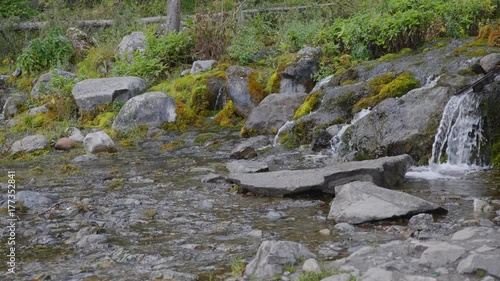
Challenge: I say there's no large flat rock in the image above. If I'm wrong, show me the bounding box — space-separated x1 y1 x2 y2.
328 181 446 224
228 154 412 197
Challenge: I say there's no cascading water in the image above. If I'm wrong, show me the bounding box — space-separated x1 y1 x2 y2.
330 108 372 157
273 120 296 146
429 89 483 169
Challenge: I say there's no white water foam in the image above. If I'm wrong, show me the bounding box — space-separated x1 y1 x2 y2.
273 120 296 147
330 108 372 157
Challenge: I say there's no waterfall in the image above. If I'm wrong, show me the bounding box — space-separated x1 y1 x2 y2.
273 120 296 146
330 108 372 157
429 89 483 169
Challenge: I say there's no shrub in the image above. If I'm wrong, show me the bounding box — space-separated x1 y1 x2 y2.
193 12 231 60
16 27 74 74
77 46 115 79
228 17 268 64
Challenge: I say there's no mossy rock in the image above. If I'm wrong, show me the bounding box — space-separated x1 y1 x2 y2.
214 100 242 127
293 91 323 120
353 71 419 113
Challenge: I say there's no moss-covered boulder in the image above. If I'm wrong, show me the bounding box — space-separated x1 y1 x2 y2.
226 66 265 118
279 47 321 93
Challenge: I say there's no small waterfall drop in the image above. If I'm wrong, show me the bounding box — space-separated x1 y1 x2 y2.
273 120 296 147
330 108 372 157
429 89 483 169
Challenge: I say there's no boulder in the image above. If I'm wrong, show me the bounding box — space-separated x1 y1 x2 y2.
480 53 500 73
226 66 258 117
302 258 321 273
65 127 85 143
418 243 466 267
457 254 500 278
31 69 76 99
66 27 96 60
112 92 176 132
83 131 116 154
116 31 146 57
11 135 48 154
242 92 307 136
280 47 321 93
226 160 269 173
245 240 315 279
72 77 147 113
345 84 454 163
54 137 75 150
2 91 28 119
190 60 217 75
228 154 412 197
327 181 446 224
15 191 59 209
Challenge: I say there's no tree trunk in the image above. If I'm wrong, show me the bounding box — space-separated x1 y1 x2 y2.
165 0 181 34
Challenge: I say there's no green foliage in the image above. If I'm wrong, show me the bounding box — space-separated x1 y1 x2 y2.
16 27 74 74
0 0 37 19
77 46 115 79
354 71 419 112
228 17 268 64
279 19 324 52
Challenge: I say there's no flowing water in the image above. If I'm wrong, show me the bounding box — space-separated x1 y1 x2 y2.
329 108 372 158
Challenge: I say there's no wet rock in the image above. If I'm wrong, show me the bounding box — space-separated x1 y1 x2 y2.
280 47 321 93
31 69 76 99
190 60 217 75
11 135 48 154
480 53 500 72
474 199 494 212
334 223 356 233
150 270 198 281
27 105 49 115
312 129 334 152
418 242 466 267
242 92 307 136
112 92 176 132
457 254 500 278
328 181 446 224
451 227 485 241
83 131 116 154
72 154 98 163
76 234 107 248
228 154 413 197
245 240 315 279
15 191 59 209
54 137 75 150
72 77 147 113
226 66 257 117
302 258 321 273
230 136 270 159
117 31 146 57
361 268 436 281
266 210 284 220
226 160 269 173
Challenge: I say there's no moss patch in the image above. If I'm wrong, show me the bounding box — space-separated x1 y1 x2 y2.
353 71 419 113
214 100 242 127
294 92 323 120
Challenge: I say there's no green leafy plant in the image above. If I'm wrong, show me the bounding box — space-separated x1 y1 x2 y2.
16 27 74 74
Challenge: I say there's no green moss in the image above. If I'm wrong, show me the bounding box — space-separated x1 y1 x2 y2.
280 120 315 148
465 49 487 57
194 133 218 146
248 71 265 105
86 112 117 128
265 72 281 94
60 164 80 175
354 71 419 112
378 48 412 62
240 127 258 138
118 139 137 149
294 92 323 120
160 101 201 131
214 100 242 127
457 68 476 76
368 72 394 95
107 179 124 190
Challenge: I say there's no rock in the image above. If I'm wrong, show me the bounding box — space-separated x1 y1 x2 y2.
198 199 214 210
72 154 98 163
54 137 75 150
226 66 259 117
190 60 217 75
72 77 147 113
328 181 446 224
451 227 484 241
11 135 48 154
280 47 321 93
112 92 176 131
15 191 59 209
150 270 198 281
418 243 466 267
117 31 146 57
226 160 269 173
334 223 356 233
457 254 500 278
27 105 49 115
408 213 433 232
230 136 270 159
3 91 28 119
247 230 263 238
494 217 500 226
474 199 494 212
321 274 355 281
66 27 96 60
361 268 436 281
347 84 453 162
228 154 413 197
302 258 321 273
31 69 76 99
66 127 85 143
312 129 334 152
83 131 116 154
76 234 107 248
266 210 283 220
480 53 500 73
319 229 332 236
242 92 307 136
245 240 315 279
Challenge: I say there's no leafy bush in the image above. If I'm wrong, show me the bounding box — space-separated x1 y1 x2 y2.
16 27 74 74
0 0 37 19
228 17 268 64
278 19 324 52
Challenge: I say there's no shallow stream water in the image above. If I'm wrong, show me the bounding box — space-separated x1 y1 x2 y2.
1 132 499 280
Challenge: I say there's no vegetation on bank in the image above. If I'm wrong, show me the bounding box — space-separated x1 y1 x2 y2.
0 0 499 163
